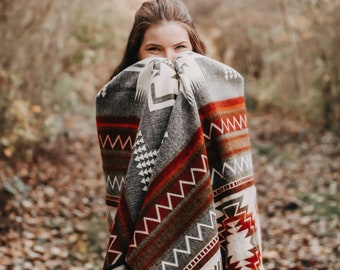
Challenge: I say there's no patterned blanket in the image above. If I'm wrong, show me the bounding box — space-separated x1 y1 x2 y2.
96 52 263 270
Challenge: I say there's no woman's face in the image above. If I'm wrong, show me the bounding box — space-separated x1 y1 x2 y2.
139 21 193 61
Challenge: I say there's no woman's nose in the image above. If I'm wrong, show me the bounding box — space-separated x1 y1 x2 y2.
165 49 176 61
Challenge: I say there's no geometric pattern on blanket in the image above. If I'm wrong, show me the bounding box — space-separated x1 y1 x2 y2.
96 52 264 270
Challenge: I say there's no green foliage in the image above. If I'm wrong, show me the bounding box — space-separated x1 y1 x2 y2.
0 71 35 157
73 50 85 65
73 23 112 50
300 192 339 221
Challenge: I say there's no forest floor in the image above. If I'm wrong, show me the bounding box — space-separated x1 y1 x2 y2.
0 111 339 270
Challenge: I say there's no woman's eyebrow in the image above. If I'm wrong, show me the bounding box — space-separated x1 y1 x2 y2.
173 41 190 46
176 41 189 44
144 43 161 47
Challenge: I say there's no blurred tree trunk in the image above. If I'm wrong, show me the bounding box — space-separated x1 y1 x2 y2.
279 0 306 97
308 1 340 133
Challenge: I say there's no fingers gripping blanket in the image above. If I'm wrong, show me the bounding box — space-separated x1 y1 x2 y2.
96 52 263 270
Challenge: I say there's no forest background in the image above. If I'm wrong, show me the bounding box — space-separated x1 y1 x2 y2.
0 0 339 269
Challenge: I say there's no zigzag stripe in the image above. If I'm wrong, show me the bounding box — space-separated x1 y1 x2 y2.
203 113 248 140
106 175 125 191
211 153 253 184
222 154 252 175
99 134 134 150
161 211 216 269
107 234 122 265
129 155 210 248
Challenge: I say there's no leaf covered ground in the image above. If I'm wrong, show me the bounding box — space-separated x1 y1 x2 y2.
0 112 339 269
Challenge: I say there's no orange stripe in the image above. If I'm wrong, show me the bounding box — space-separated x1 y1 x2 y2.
199 96 245 115
200 103 245 121
223 146 251 157
219 133 250 153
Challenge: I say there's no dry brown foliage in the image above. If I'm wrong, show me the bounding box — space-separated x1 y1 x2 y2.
0 0 339 269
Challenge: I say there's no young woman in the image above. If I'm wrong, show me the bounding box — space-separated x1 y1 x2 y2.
96 0 264 269
110 0 206 79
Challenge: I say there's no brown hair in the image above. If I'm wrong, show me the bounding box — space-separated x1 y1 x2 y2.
110 0 206 79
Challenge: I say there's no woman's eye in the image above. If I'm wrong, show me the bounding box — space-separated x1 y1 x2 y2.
176 45 186 50
148 47 160 51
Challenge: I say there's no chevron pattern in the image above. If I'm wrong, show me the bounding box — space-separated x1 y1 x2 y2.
129 154 210 248
107 234 122 265
203 112 248 140
98 134 134 150
210 153 253 181
133 130 159 191
161 210 216 269
136 58 179 111
106 175 125 192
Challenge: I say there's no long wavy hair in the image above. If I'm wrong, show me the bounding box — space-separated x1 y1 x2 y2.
109 0 206 79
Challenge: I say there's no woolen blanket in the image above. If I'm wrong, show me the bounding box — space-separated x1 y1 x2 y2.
96 52 263 270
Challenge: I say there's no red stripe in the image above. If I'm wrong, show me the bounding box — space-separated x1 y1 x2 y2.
199 96 245 115
214 175 255 201
115 190 134 241
96 115 139 123
96 116 140 129
105 194 120 207
97 122 139 129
